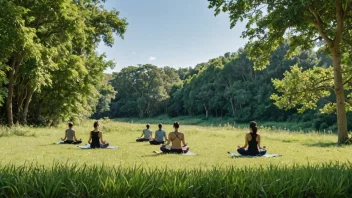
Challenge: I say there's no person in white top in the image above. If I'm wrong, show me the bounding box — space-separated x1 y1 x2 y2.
61 122 82 144
136 124 152 142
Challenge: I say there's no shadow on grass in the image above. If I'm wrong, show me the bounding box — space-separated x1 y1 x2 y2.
303 142 337 147
141 153 161 158
37 143 63 146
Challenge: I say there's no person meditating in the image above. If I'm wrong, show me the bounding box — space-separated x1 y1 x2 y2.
150 123 168 145
61 122 82 144
136 124 152 142
160 121 189 154
237 121 266 156
88 121 109 149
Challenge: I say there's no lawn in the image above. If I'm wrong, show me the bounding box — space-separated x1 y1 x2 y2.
0 119 351 197
0 119 350 169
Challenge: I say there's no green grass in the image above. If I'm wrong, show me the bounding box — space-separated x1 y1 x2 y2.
0 119 351 197
0 119 350 168
0 162 351 197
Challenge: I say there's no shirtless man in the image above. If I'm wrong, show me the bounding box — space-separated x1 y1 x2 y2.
160 121 189 154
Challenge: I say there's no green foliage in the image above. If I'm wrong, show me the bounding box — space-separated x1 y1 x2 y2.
271 65 334 113
207 0 352 142
0 0 127 125
110 64 180 117
100 45 342 131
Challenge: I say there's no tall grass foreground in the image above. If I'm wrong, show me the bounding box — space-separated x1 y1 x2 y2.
0 162 351 197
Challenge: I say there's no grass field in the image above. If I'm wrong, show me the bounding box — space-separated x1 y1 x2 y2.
0 119 351 197
0 119 350 169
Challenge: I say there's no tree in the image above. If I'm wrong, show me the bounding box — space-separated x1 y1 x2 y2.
0 0 127 125
110 65 170 118
208 0 352 143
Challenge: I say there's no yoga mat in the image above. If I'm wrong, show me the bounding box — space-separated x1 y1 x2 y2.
228 152 282 158
78 144 118 149
153 151 197 156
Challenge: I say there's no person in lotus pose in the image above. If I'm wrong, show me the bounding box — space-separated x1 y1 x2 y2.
61 122 82 144
150 124 168 145
88 121 109 149
136 124 152 142
160 121 189 154
237 121 266 156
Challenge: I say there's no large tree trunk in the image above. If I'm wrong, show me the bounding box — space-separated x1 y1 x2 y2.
6 58 16 126
332 50 349 144
6 70 14 126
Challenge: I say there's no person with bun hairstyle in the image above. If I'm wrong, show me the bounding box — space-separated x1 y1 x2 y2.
88 121 109 149
61 122 82 144
136 124 152 142
150 123 167 145
160 121 189 154
237 121 266 156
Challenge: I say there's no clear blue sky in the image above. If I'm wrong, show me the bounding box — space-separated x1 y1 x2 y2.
97 0 247 73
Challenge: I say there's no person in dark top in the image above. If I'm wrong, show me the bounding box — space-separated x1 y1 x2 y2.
88 121 109 149
237 121 266 156
160 121 189 154
61 122 82 144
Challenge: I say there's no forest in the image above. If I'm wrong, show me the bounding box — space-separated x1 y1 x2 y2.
93 45 345 132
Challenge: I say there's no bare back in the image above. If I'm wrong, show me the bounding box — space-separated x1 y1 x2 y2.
168 132 184 149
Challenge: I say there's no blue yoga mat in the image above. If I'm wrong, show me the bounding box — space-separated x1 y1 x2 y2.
228 152 282 158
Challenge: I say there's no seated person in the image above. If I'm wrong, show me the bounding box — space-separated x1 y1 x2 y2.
88 121 109 149
150 124 168 145
61 122 82 144
160 121 189 154
237 121 266 156
136 124 152 142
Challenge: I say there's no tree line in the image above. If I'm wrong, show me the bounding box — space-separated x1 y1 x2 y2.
96 45 347 133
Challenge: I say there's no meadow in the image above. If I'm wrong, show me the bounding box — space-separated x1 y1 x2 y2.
0 119 351 197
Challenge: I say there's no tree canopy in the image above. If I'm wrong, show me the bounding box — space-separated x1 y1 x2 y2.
0 0 127 125
207 0 352 143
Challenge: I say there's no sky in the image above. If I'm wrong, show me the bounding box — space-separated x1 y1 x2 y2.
97 0 247 73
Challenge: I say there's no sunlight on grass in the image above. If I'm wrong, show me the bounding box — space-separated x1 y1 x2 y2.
0 119 350 170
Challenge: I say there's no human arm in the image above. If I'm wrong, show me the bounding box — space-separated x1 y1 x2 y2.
140 130 145 138
88 132 92 144
182 134 187 147
238 134 249 149
99 132 106 144
162 133 171 146
164 132 168 141
61 130 67 141
257 135 266 150
73 130 78 141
